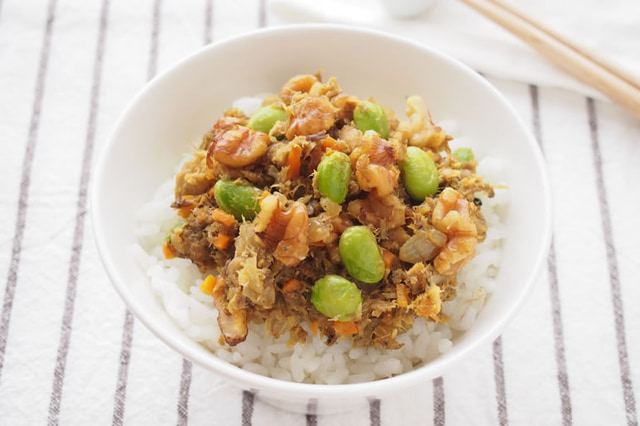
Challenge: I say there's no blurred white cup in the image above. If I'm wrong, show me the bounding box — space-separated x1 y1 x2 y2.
380 0 436 18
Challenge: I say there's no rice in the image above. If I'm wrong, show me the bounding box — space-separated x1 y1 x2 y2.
131 155 507 384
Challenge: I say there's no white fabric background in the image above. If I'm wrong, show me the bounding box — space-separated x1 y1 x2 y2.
0 0 638 425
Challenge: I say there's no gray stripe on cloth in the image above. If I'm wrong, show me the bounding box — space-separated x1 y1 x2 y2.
587 98 638 426
111 1 163 423
47 0 111 424
433 377 444 426
259 0 267 28
0 0 58 383
177 359 192 426
204 0 213 45
493 337 508 426
112 310 134 426
547 240 572 426
147 0 162 81
529 85 573 426
306 399 318 426
242 390 255 426
369 398 381 426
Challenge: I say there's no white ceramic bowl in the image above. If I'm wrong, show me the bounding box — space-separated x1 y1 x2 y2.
92 24 551 413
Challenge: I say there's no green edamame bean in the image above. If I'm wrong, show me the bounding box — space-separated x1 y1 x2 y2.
401 146 439 201
353 101 389 139
339 226 385 284
317 151 351 204
213 180 261 221
248 106 287 134
311 274 362 321
454 147 475 162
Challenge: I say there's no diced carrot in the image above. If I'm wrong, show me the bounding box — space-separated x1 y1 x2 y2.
211 208 236 227
381 248 396 270
162 241 175 259
321 136 345 152
282 278 303 294
200 275 217 295
177 204 195 218
321 137 337 150
285 144 302 180
213 232 233 250
396 283 409 308
310 321 319 336
381 248 396 279
333 321 359 336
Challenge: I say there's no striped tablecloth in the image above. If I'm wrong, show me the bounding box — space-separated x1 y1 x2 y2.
0 1 638 425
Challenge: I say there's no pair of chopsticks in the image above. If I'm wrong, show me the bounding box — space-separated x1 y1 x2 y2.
459 0 640 119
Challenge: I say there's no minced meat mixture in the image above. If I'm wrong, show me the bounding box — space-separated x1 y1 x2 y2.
164 73 494 349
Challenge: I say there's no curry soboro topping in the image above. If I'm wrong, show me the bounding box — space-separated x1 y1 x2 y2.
164 73 495 349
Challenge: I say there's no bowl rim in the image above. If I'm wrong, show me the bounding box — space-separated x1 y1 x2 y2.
92 23 552 399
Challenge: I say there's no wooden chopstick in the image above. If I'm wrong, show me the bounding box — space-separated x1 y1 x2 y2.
459 0 640 118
